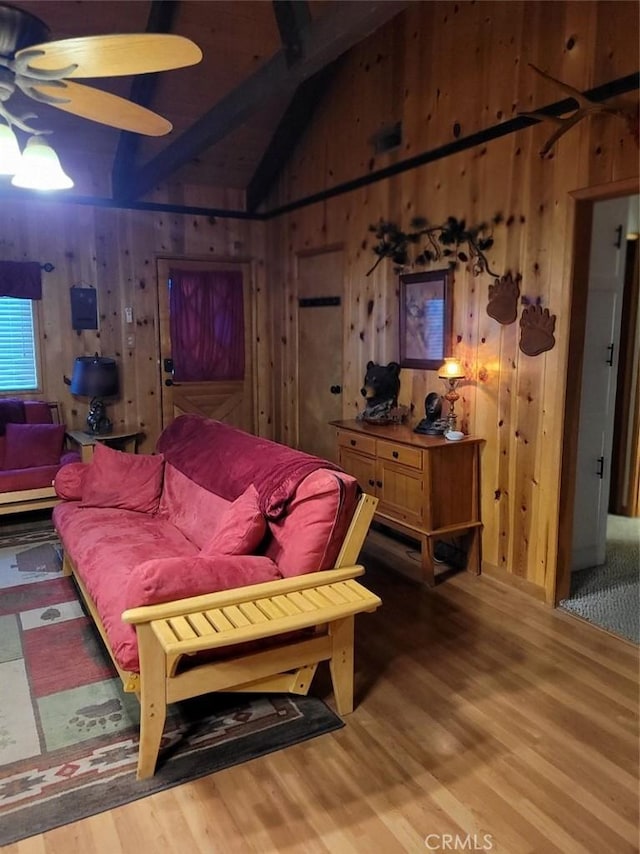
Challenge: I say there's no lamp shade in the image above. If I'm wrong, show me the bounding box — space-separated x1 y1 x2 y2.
70 355 119 398
438 357 465 380
11 135 74 190
0 124 22 175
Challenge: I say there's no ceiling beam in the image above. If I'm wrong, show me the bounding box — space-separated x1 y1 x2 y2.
272 1 311 66
111 0 179 200
246 61 339 212
5 68 638 220
123 0 408 201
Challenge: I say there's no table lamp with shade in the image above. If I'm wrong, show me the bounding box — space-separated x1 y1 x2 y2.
70 354 119 435
438 357 465 433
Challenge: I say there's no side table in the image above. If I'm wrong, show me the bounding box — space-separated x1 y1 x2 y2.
66 429 143 464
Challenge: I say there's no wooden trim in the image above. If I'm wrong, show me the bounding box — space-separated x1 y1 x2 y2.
0 190 255 220
265 75 640 219
611 241 640 515
570 176 640 202
482 560 548 603
295 242 344 259
556 196 592 604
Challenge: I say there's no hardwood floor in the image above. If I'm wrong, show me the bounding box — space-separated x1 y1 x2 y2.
7 532 639 854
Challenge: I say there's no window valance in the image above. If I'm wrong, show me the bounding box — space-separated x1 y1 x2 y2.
0 261 42 300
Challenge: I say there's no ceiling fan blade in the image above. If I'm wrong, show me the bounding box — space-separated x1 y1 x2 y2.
15 34 202 78
30 80 172 136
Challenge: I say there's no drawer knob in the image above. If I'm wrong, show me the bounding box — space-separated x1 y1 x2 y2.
350 439 356 446
376 480 383 488
368 479 375 487
392 450 399 459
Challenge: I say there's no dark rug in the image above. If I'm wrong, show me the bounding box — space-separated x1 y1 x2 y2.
0 534 343 846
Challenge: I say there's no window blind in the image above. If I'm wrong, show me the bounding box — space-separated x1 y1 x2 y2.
0 297 38 391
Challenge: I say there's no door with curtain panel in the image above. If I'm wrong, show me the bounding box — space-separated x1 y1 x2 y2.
157 258 255 432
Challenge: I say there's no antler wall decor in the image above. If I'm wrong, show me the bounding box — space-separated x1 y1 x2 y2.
519 63 640 158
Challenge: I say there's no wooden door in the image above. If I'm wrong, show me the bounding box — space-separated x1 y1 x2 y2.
157 258 255 432
571 198 628 570
297 249 344 461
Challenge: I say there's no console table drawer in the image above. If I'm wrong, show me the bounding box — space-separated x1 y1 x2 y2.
377 440 422 470
336 430 376 456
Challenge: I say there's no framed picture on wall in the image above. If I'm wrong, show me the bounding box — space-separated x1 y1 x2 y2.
399 269 453 370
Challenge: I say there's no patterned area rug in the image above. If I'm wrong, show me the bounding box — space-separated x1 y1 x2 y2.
0 530 343 846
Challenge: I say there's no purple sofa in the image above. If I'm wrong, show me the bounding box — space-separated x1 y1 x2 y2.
0 399 80 514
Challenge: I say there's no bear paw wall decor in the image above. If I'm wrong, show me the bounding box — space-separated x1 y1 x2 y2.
357 360 408 423
487 272 521 325
519 304 556 356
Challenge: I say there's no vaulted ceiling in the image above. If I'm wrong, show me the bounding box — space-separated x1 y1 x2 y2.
1 0 407 207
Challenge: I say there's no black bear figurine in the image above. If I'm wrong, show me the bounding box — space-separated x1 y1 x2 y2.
414 392 448 435
357 361 401 423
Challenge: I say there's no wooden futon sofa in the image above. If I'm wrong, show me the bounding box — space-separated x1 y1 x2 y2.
53 415 381 778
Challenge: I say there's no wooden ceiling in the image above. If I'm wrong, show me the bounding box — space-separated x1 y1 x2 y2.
1 0 407 206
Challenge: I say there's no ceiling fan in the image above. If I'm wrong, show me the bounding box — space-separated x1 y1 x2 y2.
0 2 202 137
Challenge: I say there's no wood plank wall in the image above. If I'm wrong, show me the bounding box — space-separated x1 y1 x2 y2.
265 0 640 602
0 0 636 604
0 190 272 452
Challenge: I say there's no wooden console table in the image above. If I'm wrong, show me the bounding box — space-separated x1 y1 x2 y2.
66 428 142 463
331 420 483 586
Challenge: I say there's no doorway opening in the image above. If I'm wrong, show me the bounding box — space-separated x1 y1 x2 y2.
557 189 639 643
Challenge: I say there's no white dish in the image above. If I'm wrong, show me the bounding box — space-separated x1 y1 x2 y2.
445 431 464 441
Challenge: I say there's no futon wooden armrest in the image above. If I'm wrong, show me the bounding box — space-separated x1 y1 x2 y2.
149 576 381 658
122 565 367 625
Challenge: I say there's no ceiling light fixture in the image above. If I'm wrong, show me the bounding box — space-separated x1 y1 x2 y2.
0 122 21 174
10 133 73 190
0 119 73 190
0 93 74 190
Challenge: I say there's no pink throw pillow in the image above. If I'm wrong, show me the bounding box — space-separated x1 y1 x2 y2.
4 423 65 470
125 554 281 609
81 443 164 514
54 462 89 500
201 484 266 556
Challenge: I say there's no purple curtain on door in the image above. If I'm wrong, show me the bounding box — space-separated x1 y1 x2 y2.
169 268 245 382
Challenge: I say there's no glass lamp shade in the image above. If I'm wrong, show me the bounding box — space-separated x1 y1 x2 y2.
11 135 74 190
0 124 22 175
438 357 465 380
70 355 119 399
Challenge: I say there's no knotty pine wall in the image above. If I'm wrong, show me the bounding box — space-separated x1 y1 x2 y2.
0 191 272 453
265 0 640 602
